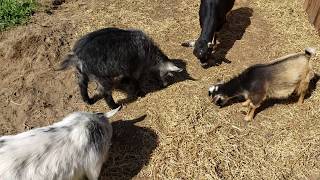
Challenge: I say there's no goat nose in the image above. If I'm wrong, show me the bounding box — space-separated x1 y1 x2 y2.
201 62 208 67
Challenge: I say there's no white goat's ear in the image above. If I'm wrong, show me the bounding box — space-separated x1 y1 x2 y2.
165 62 183 72
105 106 122 118
207 42 214 48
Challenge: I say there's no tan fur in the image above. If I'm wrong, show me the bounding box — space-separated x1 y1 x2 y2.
265 54 312 99
245 53 314 120
209 48 315 121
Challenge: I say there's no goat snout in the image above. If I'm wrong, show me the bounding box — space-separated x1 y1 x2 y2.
201 62 208 67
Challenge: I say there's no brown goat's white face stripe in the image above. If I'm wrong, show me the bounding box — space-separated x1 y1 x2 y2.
209 85 219 93
208 85 220 97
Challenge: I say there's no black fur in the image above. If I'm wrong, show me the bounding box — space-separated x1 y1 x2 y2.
59 28 177 109
16 159 28 178
0 139 6 148
220 65 266 95
43 144 53 155
210 64 269 106
61 126 72 132
43 127 57 133
194 0 235 64
86 118 108 152
52 0 64 5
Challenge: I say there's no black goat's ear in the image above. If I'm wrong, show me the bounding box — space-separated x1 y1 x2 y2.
164 62 183 73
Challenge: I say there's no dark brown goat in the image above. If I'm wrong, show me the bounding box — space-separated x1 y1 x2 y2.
208 48 316 121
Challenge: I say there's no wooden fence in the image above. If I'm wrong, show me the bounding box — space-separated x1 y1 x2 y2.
304 0 320 33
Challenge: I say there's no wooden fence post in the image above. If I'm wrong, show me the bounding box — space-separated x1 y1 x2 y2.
304 0 320 33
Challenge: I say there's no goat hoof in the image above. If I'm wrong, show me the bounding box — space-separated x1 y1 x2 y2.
242 103 249 107
298 99 304 105
84 99 95 105
241 100 251 107
109 103 121 110
244 116 252 121
137 91 146 97
161 81 168 88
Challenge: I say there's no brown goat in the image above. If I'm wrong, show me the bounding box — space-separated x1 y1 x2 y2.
208 48 316 121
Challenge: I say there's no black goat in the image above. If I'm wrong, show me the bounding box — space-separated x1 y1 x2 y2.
182 0 235 67
57 28 182 109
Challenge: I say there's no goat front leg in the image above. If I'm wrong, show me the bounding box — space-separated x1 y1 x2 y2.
242 99 251 107
244 82 267 121
213 33 217 46
97 78 120 109
244 103 257 121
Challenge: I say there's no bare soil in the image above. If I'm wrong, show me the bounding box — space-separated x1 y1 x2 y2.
1 0 320 179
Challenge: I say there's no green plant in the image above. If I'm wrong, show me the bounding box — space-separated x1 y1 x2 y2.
0 0 37 31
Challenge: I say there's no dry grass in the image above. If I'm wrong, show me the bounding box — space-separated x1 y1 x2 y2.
0 0 320 179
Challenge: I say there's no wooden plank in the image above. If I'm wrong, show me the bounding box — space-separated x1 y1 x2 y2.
304 0 320 33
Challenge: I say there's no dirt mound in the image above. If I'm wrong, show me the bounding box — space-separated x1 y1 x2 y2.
0 15 75 133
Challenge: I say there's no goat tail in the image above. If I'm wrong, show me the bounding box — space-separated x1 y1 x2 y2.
305 47 316 58
55 52 78 71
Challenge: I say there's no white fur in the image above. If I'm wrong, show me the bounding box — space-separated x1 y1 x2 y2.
209 85 219 93
207 42 214 48
305 47 316 56
189 41 196 47
181 40 196 47
164 62 183 72
0 108 119 180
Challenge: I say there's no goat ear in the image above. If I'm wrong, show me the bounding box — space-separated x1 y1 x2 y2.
105 106 122 118
181 40 195 48
165 62 183 72
207 42 214 48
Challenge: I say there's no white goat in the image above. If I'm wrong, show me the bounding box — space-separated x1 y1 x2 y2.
0 106 121 180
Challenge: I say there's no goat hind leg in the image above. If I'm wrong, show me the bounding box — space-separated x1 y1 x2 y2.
90 82 107 104
298 80 310 104
78 73 94 105
298 71 314 104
